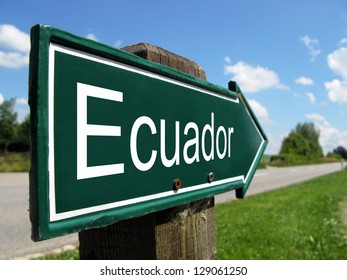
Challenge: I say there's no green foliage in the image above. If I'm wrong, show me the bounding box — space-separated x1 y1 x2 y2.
0 152 30 172
257 155 270 169
0 98 30 157
270 153 300 166
295 122 320 143
216 170 347 259
280 132 309 156
31 248 79 260
16 114 30 145
270 154 339 167
327 152 342 159
0 98 18 153
333 146 347 160
277 122 323 164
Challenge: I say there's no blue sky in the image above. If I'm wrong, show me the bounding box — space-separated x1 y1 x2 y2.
1 0 347 155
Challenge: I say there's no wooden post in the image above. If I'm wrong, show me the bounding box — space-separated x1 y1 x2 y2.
78 43 216 260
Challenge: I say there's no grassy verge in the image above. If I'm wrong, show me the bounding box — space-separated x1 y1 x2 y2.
257 154 270 169
0 152 30 172
269 155 340 167
31 169 347 260
33 248 79 260
216 169 347 259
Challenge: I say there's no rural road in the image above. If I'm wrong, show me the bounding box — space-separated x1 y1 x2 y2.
0 173 78 260
0 162 344 259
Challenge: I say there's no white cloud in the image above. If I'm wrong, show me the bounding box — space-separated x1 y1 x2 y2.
248 99 272 125
295 76 314 86
327 47 347 79
86 33 99 41
305 113 330 126
224 60 285 93
114 40 122 48
86 34 123 48
305 113 347 153
0 24 30 68
325 47 347 103
224 56 231 64
340 38 347 45
0 93 4 104
306 92 316 105
16 97 27 105
300 35 321 61
324 79 347 103
0 51 29 68
0 24 30 53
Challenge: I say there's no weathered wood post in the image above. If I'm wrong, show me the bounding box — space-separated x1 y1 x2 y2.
78 43 216 260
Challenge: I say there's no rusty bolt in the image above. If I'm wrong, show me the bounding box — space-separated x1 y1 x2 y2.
207 172 215 183
173 178 182 190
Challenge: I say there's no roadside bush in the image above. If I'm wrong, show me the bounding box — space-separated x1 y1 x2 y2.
327 152 342 159
280 132 322 160
270 154 303 166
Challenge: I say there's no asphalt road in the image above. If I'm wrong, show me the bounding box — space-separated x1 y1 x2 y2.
0 162 344 259
0 173 78 260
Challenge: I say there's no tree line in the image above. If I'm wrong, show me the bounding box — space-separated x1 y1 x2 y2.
0 98 30 153
272 121 347 164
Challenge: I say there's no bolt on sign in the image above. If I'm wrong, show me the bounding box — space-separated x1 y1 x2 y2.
29 25 268 241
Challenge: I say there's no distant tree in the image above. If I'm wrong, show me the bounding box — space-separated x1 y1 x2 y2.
16 114 30 146
307 140 323 159
280 132 310 157
294 122 320 143
333 146 347 159
0 98 18 154
326 152 342 159
279 122 323 160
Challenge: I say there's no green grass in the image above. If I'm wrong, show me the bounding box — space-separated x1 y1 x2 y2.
261 154 271 164
31 169 347 260
216 169 347 259
256 154 271 169
269 155 340 167
32 248 80 260
0 152 30 172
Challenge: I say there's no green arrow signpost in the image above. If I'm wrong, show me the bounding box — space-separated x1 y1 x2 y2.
29 25 268 241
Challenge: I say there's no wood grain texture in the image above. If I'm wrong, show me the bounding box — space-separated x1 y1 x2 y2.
122 42 207 80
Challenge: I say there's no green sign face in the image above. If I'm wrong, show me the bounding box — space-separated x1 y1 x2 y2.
29 25 268 241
